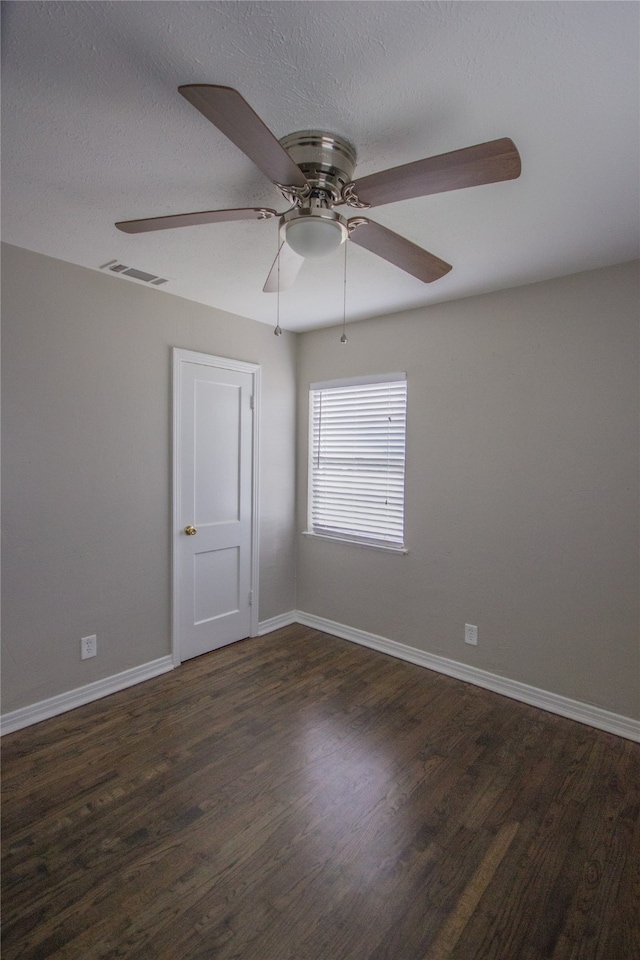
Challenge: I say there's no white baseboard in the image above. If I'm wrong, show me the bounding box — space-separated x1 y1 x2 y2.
1 656 174 735
5 617 637 744
257 611 298 635
1 613 296 734
294 611 640 743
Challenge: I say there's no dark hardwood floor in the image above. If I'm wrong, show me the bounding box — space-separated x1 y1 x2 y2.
2 625 639 960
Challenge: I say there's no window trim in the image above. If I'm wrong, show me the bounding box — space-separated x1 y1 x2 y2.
305 373 408 551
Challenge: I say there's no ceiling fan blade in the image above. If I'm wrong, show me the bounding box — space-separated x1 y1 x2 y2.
350 138 521 208
115 206 277 234
179 85 308 189
263 242 305 292
348 218 452 283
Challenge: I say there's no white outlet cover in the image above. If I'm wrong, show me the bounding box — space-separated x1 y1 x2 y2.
81 634 97 659
465 624 478 646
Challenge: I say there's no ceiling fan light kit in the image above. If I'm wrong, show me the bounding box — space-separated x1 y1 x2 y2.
281 203 348 259
115 84 521 311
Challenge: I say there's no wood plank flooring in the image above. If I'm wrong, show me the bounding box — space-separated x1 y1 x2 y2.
2 625 639 959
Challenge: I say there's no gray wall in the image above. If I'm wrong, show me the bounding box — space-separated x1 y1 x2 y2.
2 244 297 712
3 247 638 722
296 261 640 719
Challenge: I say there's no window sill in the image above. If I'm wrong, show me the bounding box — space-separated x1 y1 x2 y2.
302 531 408 554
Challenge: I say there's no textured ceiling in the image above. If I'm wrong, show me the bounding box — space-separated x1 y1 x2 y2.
2 1 638 332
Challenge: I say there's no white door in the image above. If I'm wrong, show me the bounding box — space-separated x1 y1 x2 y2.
173 349 259 663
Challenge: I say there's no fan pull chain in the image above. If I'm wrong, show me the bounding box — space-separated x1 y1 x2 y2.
340 237 348 343
274 234 282 337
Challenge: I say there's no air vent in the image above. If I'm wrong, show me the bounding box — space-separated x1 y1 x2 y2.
99 260 169 286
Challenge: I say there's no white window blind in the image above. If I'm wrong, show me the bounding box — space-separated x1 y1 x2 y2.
308 374 407 548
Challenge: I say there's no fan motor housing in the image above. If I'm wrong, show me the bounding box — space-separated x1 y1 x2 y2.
279 130 357 202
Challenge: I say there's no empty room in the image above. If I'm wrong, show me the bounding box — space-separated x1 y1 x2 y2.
2 2 638 959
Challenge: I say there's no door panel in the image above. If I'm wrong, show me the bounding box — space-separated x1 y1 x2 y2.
194 379 241 525
193 547 240 624
174 350 258 663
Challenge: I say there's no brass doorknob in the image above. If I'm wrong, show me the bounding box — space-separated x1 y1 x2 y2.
184 525 198 536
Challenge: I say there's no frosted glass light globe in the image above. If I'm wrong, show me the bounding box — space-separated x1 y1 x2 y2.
285 217 346 259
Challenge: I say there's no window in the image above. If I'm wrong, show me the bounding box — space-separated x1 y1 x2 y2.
307 373 407 551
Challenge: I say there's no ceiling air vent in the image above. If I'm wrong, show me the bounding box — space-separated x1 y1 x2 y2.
99 260 169 286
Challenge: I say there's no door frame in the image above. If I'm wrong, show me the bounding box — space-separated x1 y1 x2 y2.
172 348 261 666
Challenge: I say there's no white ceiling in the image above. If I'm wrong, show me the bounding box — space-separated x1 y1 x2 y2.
2 1 638 332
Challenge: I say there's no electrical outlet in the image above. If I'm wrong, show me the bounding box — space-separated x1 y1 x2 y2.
81 635 97 659
464 623 478 646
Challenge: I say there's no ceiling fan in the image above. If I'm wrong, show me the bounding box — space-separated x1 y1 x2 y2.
115 85 521 291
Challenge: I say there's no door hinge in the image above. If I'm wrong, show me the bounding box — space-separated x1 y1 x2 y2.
250 395 255 411
248 590 254 606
